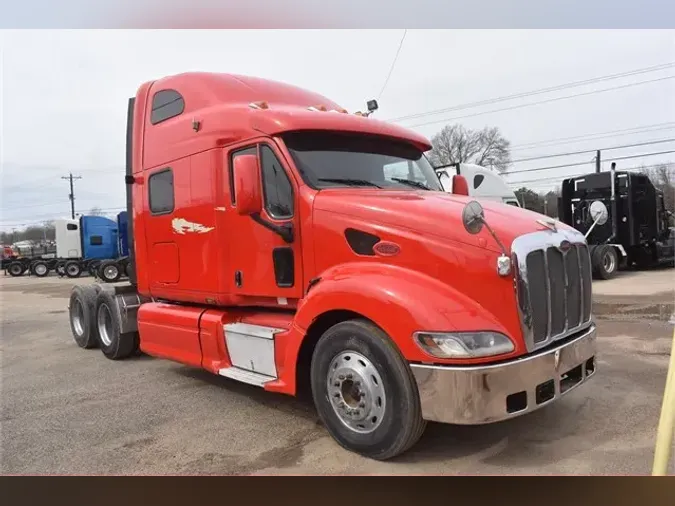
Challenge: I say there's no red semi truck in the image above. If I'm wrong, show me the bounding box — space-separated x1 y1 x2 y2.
67 72 597 460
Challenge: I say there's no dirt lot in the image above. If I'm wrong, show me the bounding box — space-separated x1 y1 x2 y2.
1 269 673 475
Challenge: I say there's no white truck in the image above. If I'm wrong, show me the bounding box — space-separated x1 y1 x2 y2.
435 163 521 208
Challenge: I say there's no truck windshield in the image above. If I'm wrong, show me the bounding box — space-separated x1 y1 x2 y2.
282 131 442 191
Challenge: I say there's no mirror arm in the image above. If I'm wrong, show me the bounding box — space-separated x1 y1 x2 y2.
251 213 294 243
584 215 603 240
480 218 509 257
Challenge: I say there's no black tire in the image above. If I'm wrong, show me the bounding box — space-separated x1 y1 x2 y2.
592 245 619 280
64 260 82 278
7 261 24 277
95 290 137 360
31 260 50 277
310 319 426 461
98 260 122 283
125 262 135 282
68 285 100 349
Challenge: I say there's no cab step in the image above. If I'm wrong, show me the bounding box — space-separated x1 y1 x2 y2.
218 367 275 387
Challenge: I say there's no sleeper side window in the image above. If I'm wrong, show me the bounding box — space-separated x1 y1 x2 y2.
151 90 185 125
148 169 175 215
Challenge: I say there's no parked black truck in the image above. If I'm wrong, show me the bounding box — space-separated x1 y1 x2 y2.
558 164 674 279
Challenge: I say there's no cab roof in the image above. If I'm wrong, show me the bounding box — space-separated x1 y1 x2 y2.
143 72 432 152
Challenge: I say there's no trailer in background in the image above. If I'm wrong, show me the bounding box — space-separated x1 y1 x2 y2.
2 242 57 277
559 164 674 279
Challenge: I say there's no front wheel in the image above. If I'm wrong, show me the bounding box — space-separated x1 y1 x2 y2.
310 319 426 461
7 261 24 277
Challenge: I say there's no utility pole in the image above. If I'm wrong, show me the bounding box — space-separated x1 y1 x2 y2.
61 173 82 219
595 150 601 173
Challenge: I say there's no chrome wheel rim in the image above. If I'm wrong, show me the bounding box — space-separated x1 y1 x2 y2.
9 265 22 275
97 304 113 347
603 251 616 273
67 264 79 276
103 265 119 280
35 264 47 275
71 299 84 336
326 351 386 434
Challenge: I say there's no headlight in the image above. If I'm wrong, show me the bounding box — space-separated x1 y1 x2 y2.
414 331 515 359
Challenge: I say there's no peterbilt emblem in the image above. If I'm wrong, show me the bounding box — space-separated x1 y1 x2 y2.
537 219 557 232
554 349 561 370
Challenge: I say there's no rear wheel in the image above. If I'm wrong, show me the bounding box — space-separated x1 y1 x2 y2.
95 290 137 360
310 319 426 460
7 261 24 277
99 260 121 283
592 245 618 280
69 285 100 349
31 260 50 277
65 260 82 278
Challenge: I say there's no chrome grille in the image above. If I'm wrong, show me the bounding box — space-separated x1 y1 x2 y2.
512 229 593 351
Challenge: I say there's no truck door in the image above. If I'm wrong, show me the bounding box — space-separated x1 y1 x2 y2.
227 141 304 304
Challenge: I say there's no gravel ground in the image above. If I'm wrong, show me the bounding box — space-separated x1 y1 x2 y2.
1 271 673 475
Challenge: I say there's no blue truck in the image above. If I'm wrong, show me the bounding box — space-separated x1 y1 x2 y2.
93 211 132 283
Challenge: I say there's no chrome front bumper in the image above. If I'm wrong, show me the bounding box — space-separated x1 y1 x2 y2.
410 324 597 425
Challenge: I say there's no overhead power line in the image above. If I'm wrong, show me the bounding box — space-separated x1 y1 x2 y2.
505 149 675 176
389 62 675 122
506 162 675 187
510 122 675 151
510 138 675 164
377 29 407 100
405 75 675 129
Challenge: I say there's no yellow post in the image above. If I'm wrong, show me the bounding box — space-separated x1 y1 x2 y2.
652 326 675 476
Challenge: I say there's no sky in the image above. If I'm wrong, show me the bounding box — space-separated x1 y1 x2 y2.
0 29 674 231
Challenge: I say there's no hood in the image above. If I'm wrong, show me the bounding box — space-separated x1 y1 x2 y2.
313 189 580 253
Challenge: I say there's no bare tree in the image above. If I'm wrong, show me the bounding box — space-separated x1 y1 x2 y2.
427 124 512 173
643 164 674 214
89 207 104 216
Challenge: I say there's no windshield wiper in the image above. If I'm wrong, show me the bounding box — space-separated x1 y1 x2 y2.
318 178 383 188
390 177 432 190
